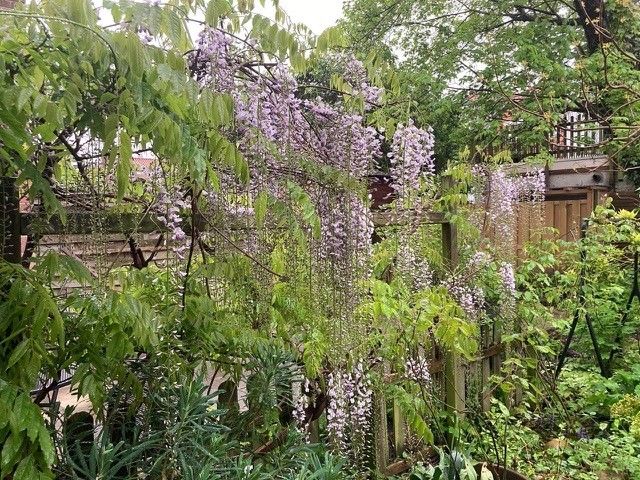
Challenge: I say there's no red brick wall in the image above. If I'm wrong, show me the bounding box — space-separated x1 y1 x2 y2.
0 0 16 8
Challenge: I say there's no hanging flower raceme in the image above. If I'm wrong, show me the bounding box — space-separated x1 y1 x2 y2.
191 28 235 92
315 191 373 270
499 262 516 297
470 165 546 239
326 362 372 460
443 276 486 320
155 185 190 260
468 251 492 271
340 54 384 109
405 355 431 385
389 120 436 201
293 378 313 438
518 168 546 202
396 238 433 291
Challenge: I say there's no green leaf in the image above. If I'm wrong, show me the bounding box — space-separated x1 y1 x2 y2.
37 428 54 467
13 456 37 480
213 93 233 126
113 32 147 79
67 0 92 24
117 132 132 200
103 114 119 156
271 245 286 276
162 8 190 50
254 190 268 228
1 432 23 471
7 339 30 369
205 0 233 26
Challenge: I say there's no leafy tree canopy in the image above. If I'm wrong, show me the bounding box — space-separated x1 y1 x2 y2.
343 0 640 176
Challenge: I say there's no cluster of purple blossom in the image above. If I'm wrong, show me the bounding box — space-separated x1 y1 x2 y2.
389 120 435 201
499 262 516 297
293 379 312 438
326 362 372 457
191 29 390 273
188 27 441 336
138 27 153 45
396 239 433 291
490 169 518 233
470 166 546 238
191 28 235 92
316 192 373 268
518 169 546 202
468 251 492 271
444 277 486 320
405 355 431 384
155 186 189 260
331 53 384 109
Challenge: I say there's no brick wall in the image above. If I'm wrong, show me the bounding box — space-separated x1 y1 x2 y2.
0 0 16 8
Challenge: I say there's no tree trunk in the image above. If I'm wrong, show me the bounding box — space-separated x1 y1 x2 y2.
574 0 610 54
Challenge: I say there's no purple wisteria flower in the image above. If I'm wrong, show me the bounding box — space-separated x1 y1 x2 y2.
293 379 312 438
444 277 486 319
389 120 435 201
397 239 433 291
326 362 372 459
468 251 491 270
155 186 189 260
469 165 545 240
405 356 431 384
499 262 516 297
192 28 235 91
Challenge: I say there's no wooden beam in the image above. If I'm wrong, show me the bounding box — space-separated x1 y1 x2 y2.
21 208 447 235
19 212 241 236
21 212 164 235
393 399 406 457
372 209 446 227
373 389 389 473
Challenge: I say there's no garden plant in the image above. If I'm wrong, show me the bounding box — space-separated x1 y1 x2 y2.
1 1 640 480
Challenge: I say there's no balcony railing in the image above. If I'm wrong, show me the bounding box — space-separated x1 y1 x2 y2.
486 112 609 162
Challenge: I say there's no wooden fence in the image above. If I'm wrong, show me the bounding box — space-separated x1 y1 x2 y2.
367 209 505 473
481 189 601 259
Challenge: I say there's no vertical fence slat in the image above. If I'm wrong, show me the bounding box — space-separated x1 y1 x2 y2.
1 177 21 263
481 325 492 412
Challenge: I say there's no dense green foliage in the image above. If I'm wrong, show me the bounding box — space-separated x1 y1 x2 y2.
1 0 640 479
343 0 640 177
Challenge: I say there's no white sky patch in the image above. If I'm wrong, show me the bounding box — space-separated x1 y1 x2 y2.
264 0 343 34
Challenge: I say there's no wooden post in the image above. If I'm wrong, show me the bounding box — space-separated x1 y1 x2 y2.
392 399 406 457
1 177 21 263
442 219 465 414
480 325 492 412
373 389 389 473
440 175 465 414
308 418 320 443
